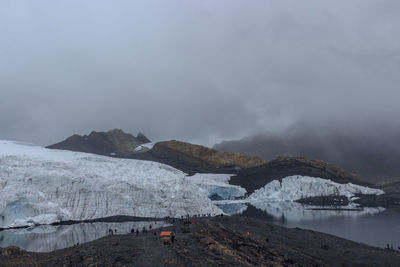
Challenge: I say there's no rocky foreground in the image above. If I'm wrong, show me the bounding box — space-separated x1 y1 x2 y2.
1 216 399 266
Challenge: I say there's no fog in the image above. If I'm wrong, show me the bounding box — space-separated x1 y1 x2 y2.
1 1 400 151
215 122 400 183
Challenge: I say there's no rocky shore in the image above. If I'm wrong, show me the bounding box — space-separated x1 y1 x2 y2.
1 216 399 266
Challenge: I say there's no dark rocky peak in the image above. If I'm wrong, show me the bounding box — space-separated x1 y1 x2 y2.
65 134 84 142
136 132 151 143
47 129 149 157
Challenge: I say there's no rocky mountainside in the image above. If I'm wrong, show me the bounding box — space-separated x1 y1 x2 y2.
136 132 151 143
47 131 268 174
230 156 362 194
47 129 150 157
144 140 267 174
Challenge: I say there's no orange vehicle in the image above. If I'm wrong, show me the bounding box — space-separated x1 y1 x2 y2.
160 231 172 244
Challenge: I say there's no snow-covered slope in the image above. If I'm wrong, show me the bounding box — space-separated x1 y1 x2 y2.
249 175 384 202
0 140 223 228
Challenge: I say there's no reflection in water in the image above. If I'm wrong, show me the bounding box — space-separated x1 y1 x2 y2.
217 201 400 248
250 201 384 221
216 202 248 215
0 221 169 252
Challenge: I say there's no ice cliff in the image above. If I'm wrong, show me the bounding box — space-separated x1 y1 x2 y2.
249 175 384 202
0 140 223 228
186 173 246 200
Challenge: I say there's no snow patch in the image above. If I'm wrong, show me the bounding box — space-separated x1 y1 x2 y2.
134 142 158 152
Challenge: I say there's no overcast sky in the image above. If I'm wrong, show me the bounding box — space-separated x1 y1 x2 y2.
1 0 400 146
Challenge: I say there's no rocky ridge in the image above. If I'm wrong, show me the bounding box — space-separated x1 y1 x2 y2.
47 129 149 157
47 131 268 174
145 140 267 174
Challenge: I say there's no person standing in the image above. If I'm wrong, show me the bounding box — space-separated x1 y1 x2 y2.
171 233 175 243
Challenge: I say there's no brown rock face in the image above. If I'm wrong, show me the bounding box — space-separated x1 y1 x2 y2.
231 156 362 194
149 140 267 173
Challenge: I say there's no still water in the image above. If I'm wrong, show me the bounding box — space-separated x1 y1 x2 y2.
1 203 399 252
0 221 169 252
217 201 400 249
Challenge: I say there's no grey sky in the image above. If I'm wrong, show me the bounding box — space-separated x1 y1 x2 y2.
1 0 400 146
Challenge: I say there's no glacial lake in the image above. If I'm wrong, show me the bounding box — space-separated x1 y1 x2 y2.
1 204 399 252
217 201 400 249
0 221 170 252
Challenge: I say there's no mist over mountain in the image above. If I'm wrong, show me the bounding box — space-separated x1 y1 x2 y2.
2 1 400 148
214 122 400 184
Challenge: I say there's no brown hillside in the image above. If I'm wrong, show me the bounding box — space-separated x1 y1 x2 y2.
153 140 267 168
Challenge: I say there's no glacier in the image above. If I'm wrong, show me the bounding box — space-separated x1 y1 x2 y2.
0 140 225 228
249 175 384 202
186 173 246 200
213 175 386 218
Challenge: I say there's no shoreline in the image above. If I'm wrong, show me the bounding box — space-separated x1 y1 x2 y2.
1 216 399 266
0 215 166 232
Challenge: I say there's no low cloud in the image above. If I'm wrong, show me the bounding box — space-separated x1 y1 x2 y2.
1 1 400 149
215 121 400 183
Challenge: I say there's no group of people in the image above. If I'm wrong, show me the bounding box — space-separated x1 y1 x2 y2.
180 213 224 219
108 228 117 235
385 243 400 250
108 224 161 236
128 225 158 236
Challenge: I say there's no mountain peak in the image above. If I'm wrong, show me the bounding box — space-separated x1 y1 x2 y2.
47 129 149 156
136 132 151 143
